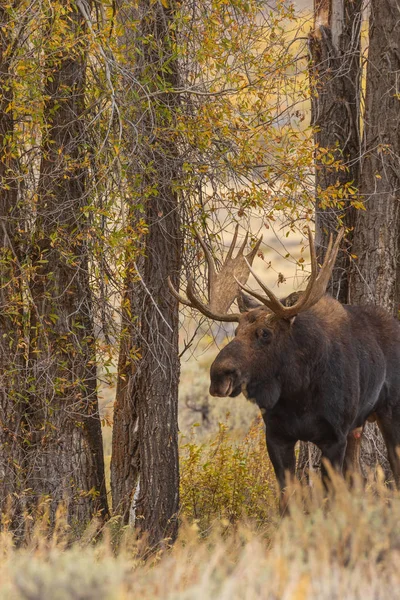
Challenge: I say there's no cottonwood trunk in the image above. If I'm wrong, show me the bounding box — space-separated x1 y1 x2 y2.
349 0 400 313
310 0 361 301
0 5 28 530
28 0 109 526
111 278 141 520
347 0 400 480
111 1 181 546
298 0 362 478
110 0 143 523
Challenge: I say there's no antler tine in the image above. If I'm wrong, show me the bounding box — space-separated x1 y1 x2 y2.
226 224 240 261
235 275 288 317
310 228 344 295
283 227 344 316
167 276 194 308
246 235 263 262
167 276 241 322
286 227 320 313
235 228 345 320
242 259 285 307
238 231 249 256
193 226 217 300
193 227 216 276
187 278 241 322
308 226 318 275
235 278 268 305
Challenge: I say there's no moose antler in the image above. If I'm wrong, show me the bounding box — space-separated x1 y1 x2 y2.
236 227 344 319
168 225 263 322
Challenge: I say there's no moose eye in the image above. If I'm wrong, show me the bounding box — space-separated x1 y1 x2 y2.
222 367 236 377
257 328 272 343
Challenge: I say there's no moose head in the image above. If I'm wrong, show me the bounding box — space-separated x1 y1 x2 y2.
169 226 344 409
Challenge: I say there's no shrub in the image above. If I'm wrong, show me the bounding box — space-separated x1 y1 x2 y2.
180 416 277 530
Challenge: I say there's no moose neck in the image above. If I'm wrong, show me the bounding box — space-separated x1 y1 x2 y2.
256 297 346 411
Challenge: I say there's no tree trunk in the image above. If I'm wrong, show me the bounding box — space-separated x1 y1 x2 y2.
28 0 109 526
310 0 362 301
0 3 28 530
110 0 143 523
110 279 141 521
111 1 181 546
347 0 400 481
349 0 400 313
298 0 362 479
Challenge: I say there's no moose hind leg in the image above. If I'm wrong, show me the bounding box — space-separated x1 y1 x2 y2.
343 427 364 482
376 411 400 487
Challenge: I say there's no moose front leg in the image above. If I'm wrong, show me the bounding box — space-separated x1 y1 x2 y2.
265 434 296 515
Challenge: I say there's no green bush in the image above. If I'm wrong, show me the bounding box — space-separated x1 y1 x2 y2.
180 417 277 530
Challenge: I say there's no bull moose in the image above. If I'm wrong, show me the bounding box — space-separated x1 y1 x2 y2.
169 227 400 502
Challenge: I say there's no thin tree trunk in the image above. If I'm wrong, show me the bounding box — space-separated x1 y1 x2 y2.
0 3 27 530
28 0 109 525
111 1 181 546
110 0 142 523
110 279 141 520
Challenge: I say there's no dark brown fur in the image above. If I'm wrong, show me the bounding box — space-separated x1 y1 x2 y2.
209 295 400 496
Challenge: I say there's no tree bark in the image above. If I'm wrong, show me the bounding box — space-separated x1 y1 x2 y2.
347 0 400 481
110 0 143 523
0 3 28 530
349 0 400 313
111 1 181 546
310 0 362 301
110 279 141 521
28 0 109 526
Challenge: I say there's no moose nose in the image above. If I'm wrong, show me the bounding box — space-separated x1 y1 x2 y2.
209 367 238 397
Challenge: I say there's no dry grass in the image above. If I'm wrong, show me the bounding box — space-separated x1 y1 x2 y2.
2 456 400 599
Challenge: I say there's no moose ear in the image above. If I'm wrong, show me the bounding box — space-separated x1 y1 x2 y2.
237 292 262 313
281 291 302 307
280 293 299 326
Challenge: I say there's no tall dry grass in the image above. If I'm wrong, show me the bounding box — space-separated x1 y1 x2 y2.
1 424 400 599
1 474 400 599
